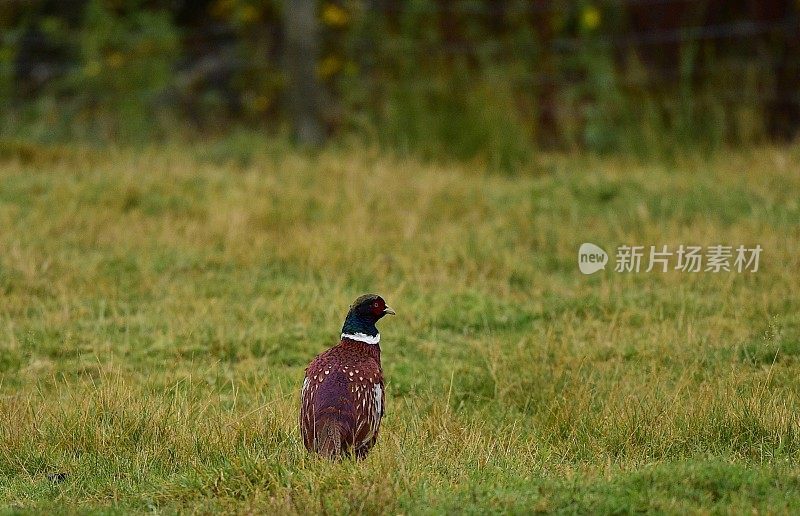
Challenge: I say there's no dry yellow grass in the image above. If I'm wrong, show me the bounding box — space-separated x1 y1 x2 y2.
0 140 799 513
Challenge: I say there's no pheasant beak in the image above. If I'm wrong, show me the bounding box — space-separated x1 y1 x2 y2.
383 306 396 316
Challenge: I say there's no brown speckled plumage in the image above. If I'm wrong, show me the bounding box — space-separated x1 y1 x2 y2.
300 294 394 459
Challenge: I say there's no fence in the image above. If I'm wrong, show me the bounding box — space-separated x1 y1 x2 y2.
1 0 798 155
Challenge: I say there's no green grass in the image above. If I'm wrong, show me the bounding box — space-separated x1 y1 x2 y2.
0 139 799 514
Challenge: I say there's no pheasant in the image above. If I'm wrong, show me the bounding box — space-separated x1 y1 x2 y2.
300 294 395 459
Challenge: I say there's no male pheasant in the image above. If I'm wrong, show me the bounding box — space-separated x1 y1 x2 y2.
300 294 395 459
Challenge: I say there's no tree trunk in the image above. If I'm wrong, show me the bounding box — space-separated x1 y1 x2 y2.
283 0 325 146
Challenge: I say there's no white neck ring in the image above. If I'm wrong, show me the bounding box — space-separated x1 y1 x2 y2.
341 332 380 345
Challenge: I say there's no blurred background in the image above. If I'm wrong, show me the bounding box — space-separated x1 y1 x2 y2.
1 0 799 165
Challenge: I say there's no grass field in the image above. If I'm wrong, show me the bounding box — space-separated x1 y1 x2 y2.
1 139 800 513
